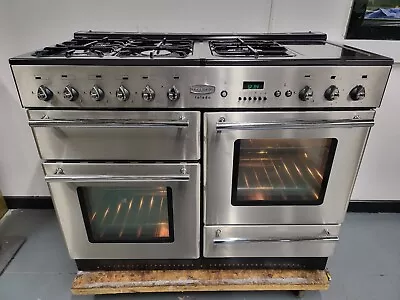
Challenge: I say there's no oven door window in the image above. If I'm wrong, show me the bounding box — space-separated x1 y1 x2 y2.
232 138 338 206
77 187 174 243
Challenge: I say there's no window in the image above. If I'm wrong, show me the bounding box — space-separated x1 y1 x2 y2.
78 187 174 243
347 0 400 40
231 138 337 206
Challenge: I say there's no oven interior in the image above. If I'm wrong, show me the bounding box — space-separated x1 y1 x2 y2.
232 138 338 206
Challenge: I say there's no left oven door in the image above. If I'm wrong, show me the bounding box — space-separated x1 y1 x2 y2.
43 162 200 259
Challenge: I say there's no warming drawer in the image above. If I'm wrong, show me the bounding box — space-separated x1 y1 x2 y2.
204 225 340 258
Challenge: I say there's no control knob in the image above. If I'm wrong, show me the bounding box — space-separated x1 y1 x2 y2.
142 85 155 102
324 85 340 101
167 86 180 101
90 85 104 101
349 85 365 101
63 85 79 101
37 85 53 101
298 85 313 101
116 85 130 101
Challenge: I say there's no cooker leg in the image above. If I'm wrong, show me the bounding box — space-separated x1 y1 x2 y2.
293 290 305 298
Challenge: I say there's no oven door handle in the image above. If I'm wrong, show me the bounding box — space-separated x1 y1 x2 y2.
29 117 189 128
215 119 374 131
213 236 339 244
45 174 190 183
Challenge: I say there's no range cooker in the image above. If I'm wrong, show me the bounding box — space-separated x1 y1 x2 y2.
9 31 392 271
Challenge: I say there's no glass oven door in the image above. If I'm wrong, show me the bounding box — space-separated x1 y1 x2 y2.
232 138 337 206
205 111 375 225
78 186 174 243
44 162 200 260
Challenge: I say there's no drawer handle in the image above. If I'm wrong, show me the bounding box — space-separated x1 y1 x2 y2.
45 174 190 183
29 117 189 128
215 119 374 131
213 236 339 244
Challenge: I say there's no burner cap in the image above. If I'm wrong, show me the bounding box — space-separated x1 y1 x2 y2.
141 49 172 57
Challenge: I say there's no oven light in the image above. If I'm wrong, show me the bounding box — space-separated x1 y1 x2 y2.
304 152 308 158
257 151 268 154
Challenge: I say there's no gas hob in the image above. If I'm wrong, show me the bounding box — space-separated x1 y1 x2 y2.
9 31 392 110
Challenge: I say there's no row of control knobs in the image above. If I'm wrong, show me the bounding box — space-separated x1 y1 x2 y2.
299 85 366 101
37 85 180 102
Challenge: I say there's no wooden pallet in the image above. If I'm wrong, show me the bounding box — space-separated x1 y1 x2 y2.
71 269 331 296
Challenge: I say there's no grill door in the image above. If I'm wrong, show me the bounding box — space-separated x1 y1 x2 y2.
204 111 374 225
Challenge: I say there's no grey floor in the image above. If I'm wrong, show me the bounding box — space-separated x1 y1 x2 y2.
0 210 399 300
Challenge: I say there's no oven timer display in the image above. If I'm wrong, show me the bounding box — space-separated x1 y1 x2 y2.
243 81 264 90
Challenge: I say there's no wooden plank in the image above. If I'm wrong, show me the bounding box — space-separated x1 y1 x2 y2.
71 269 330 295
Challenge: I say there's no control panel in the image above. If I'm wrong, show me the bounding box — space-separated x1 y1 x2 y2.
11 65 391 109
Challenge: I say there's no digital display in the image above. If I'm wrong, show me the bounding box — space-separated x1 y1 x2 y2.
243 81 264 90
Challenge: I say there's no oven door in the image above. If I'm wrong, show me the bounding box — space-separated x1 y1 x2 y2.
204 111 374 225
43 162 200 259
28 110 200 161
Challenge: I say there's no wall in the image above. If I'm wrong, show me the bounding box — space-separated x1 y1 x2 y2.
0 0 273 196
1 0 399 201
268 0 400 201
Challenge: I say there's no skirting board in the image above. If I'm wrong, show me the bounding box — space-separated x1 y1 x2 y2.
4 197 400 213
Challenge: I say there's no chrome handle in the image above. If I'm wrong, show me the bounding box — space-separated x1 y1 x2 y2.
213 236 339 244
216 119 374 131
29 117 189 128
45 174 190 183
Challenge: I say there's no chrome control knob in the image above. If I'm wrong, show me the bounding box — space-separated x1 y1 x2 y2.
116 85 130 101
167 86 180 101
324 85 340 101
37 85 53 101
142 85 155 102
349 85 365 101
63 85 79 101
298 85 313 101
90 85 104 101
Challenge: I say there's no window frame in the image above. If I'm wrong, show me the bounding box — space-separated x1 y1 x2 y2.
346 0 400 40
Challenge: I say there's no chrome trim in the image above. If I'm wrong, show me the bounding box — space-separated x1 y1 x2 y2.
213 236 339 244
29 117 189 128
45 174 190 183
216 119 374 131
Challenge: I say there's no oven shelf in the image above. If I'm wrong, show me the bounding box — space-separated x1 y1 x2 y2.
237 157 324 201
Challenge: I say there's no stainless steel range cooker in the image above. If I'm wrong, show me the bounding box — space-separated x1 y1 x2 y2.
9 31 392 271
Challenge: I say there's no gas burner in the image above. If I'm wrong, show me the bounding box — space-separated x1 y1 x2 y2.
116 38 193 58
33 36 193 58
209 38 293 58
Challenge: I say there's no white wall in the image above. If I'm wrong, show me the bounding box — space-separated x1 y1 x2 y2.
0 0 273 196
267 0 400 201
1 0 399 201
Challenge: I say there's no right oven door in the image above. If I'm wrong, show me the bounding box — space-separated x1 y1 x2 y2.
205 110 375 225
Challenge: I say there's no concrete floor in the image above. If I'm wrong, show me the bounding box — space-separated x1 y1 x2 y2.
0 210 399 300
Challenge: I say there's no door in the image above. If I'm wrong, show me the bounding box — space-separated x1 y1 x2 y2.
28 110 200 161
44 162 200 259
204 110 374 225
